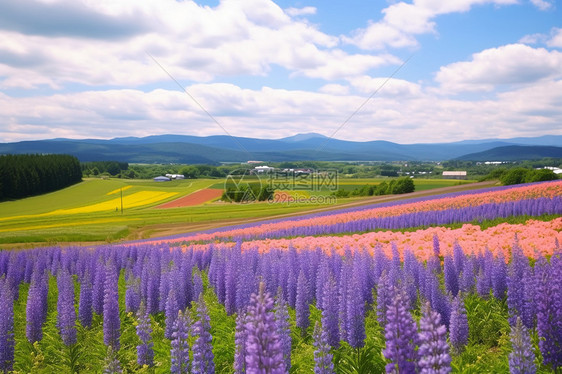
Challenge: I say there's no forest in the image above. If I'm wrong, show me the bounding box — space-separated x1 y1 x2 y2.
0 154 82 201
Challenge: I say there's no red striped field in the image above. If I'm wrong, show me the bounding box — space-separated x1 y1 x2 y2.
155 188 223 208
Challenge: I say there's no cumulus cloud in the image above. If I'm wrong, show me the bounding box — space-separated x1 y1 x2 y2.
345 0 516 50
0 0 400 89
547 28 562 48
285 6 317 17
435 44 562 93
2 76 561 144
530 0 554 10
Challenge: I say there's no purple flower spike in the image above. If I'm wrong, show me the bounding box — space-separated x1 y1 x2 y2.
313 322 335 374
418 302 451 374
171 310 191 374
296 270 310 335
0 281 14 373
136 302 154 367
383 286 418 374
274 288 292 372
449 296 469 354
57 269 77 346
234 313 247 374
103 263 121 350
509 316 536 374
244 282 284 374
192 295 215 374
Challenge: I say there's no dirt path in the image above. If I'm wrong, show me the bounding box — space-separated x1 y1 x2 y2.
154 188 223 208
127 181 498 241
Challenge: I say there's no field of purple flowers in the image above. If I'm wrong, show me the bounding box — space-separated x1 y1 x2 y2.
1 182 561 373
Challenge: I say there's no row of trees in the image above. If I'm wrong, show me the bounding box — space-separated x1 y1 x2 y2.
488 167 559 185
0 154 82 200
221 183 275 203
81 161 129 177
332 177 415 198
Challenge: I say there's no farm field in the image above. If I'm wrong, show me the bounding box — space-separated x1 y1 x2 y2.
0 180 561 373
0 177 482 247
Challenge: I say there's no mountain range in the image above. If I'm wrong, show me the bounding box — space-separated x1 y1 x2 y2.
1 133 561 163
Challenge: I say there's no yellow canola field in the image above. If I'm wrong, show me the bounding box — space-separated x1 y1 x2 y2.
57 191 178 214
106 185 133 195
0 191 178 222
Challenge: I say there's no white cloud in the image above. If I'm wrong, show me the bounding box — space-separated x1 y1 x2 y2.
346 0 517 50
0 0 399 89
318 84 349 95
285 6 316 17
547 28 562 48
530 0 554 10
435 44 562 93
2 76 561 144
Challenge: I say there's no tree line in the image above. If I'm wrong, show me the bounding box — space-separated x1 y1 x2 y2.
0 154 82 200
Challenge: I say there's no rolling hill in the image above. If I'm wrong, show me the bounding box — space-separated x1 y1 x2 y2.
455 145 562 161
1 133 561 163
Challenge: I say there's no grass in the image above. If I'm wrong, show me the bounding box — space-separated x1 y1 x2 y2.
0 177 486 247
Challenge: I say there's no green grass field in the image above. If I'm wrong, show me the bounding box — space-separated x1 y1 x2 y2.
0 177 483 247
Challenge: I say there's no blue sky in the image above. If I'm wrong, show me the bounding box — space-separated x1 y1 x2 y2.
0 0 561 144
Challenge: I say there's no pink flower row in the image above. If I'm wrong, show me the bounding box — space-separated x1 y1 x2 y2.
184 217 562 263
155 181 562 245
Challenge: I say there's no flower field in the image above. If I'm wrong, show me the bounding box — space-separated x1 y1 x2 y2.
0 181 561 373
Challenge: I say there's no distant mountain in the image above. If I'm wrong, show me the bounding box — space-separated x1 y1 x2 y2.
279 133 328 142
1 134 561 163
455 145 562 161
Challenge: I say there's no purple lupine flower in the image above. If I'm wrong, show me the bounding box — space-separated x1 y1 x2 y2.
225 256 238 315
0 281 14 373
92 259 105 315
245 282 284 374
418 302 451 374
383 286 418 374
521 265 535 329
125 273 141 314
286 269 297 309
165 288 179 340
509 316 536 374
535 255 562 369
26 273 46 343
78 273 93 328
103 263 121 350
459 257 475 294
274 288 291 372
476 268 491 298
316 257 330 309
296 270 310 335
236 262 255 312
103 345 122 374
322 276 340 348
145 254 161 315
234 313 247 374
313 322 335 374
433 234 441 258
136 302 154 367
57 269 77 346
171 310 191 374
192 295 215 374
193 271 203 300
346 273 365 349
443 255 458 298
449 296 469 354
427 271 450 329
507 245 527 325
492 252 507 299
338 261 350 341
377 271 392 329
453 241 465 275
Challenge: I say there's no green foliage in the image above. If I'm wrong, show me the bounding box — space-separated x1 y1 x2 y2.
0 154 82 200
